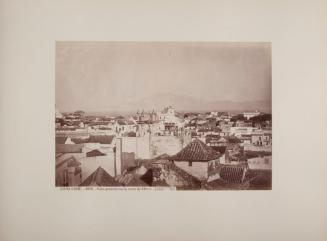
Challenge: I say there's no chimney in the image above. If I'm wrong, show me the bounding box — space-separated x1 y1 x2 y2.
114 138 122 176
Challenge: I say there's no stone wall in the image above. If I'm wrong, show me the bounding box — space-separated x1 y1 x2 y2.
150 136 183 158
121 134 192 160
121 135 150 159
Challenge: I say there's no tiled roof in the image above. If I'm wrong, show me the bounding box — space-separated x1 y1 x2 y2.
86 149 106 157
79 167 121 186
169 138 221 162
136 158 202 189
67 156 81 167
56 144 83 153
205 179 250 190
115 173 149 187
56 155 80 168
219 164 247 183
167 163 202 189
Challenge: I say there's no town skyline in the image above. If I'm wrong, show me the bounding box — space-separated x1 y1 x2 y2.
57 92 272 113
56 105 272 190
56 42 272 190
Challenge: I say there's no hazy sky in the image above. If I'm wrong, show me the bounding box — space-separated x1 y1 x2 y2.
56 42 271 111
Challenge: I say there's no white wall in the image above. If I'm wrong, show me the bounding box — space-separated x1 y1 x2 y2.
115 138 122 176
78 152 116 182
174 161 208 180
122 135 150 159
219 154 226 164
230 127 258 136
150 136 183 158
243 143 272 152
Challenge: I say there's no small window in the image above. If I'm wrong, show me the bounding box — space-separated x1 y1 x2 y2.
188 161 192 166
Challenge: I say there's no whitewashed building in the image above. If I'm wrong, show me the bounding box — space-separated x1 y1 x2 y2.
169 138 222 181
243 111 261 120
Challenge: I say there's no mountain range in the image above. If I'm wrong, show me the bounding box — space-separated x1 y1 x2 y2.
116 93 271 113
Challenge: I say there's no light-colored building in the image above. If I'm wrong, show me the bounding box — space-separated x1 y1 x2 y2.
243 111 260 120
122 135 151 159
150 135 184 158
169 139 221 181
56 155 83 186
158 106 183 126
56 138 124 186
243 143 272 152
230 127 258 137
251 130 272 146
136 110 159 122
116 119 137 135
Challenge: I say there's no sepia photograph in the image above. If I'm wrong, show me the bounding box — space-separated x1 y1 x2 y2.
3 1 327 241
55 42 272 190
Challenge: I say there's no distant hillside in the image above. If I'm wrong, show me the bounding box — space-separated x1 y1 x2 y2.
117 93 271 112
